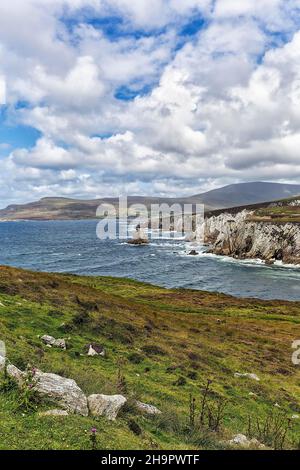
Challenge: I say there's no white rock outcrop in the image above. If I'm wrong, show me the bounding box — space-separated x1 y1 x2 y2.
205 210 300 264
6 364 88 416
88 394 127 420
33 369 88 416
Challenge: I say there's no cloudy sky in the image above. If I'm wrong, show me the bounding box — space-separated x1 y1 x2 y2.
1 0 300 206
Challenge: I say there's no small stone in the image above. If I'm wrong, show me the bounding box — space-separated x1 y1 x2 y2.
291 414 299 419
135 401 162 416
41 335 66 350
234 372 260 381
85 343 106 357
229 434 249 447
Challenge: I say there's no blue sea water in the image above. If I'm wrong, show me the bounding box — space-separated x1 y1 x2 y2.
0 219 299 301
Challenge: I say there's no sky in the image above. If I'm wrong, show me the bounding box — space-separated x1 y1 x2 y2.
1 0 300 206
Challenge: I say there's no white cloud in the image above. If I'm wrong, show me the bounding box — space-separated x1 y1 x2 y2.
1 0 300 205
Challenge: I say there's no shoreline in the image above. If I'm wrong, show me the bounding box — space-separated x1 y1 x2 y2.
0 263 299 304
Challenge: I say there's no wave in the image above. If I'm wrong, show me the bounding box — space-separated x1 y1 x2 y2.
175 244 300 270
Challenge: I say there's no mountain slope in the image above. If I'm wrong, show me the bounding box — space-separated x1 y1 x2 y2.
0 182 300 221
194 182 300 209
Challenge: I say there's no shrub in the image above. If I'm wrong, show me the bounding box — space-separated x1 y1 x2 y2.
128 352 144 364
141 345 166 356
72 310 90 326
247 410 293 450
172 376 187 387
128 419 142 436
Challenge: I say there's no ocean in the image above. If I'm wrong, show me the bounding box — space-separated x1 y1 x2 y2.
0 219 299 301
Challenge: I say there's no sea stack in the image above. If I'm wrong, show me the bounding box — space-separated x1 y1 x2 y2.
128 225 149 245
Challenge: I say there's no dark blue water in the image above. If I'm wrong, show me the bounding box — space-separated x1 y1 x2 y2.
0 220 299 301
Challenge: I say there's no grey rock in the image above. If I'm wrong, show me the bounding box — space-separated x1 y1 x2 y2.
229 434 265 449
0 341 5 371
7 365 88 416
85 343 106 357
88 394 127 420
6 364 25 385
205 210 300 265
41 335 66 350
33 369 88 416
135 401 162 416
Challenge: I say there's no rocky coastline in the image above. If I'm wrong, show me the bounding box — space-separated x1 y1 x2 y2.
204 210 300 265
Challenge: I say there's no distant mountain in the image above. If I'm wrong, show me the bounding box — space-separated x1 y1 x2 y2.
192 182 300 209
0 182 300 221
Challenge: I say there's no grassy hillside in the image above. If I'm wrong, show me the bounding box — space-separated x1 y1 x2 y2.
250 197 300 223
0 266 300 450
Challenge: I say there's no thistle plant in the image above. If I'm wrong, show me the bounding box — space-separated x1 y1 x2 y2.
89 427 98 450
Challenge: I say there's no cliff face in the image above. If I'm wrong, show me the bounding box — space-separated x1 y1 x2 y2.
205 210 300 264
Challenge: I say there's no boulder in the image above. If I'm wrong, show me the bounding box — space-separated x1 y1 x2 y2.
7 365 88 416
38 409 69 417
33 370 88 416
135 401 161 416
88 394 127 420
234 372 260 381
41 335 66 350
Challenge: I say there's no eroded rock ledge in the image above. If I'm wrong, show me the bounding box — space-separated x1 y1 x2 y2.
205 210 300 265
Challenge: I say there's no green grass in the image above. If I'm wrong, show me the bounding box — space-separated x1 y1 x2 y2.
247 197 300 223
0 265 300 450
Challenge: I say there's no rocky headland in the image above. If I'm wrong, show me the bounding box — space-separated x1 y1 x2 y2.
205 203 300 265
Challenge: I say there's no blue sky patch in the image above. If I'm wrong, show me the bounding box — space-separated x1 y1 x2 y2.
115 83 154 101
61 10 165 42
0 121 41 155
180 14 206 37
